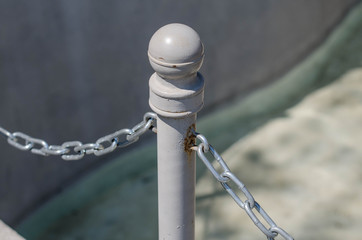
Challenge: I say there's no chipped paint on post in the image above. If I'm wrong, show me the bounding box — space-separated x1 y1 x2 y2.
184 124 196 155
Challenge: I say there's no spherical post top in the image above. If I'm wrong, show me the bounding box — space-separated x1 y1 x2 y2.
148 23 204 79
148 23 205 117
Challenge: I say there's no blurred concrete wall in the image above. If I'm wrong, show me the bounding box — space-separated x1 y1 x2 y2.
0 0 358 226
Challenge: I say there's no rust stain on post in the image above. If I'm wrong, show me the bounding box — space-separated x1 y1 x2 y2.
184 124 196 155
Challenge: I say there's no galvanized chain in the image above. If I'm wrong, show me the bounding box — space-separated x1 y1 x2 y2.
191 130 294 240
0 112 157 160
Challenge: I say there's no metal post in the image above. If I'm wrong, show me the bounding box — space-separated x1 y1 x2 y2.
148 23 205 240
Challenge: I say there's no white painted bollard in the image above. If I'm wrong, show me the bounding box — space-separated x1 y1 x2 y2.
148 23 204 240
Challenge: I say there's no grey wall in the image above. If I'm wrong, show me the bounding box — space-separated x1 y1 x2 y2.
0 0 358 226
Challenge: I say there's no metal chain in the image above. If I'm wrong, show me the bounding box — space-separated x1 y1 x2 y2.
0 112 157 160
1 113 294 238
191 130 294 240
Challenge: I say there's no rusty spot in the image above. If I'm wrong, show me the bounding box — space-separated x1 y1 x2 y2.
172 65 177 68
184 124 196 155
158 57 164 60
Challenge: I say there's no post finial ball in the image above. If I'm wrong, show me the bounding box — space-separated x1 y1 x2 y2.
148 23 204 79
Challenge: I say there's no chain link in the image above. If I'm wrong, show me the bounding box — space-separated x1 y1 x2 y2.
0 127 13 139
192 129 294 240
0 112 157 160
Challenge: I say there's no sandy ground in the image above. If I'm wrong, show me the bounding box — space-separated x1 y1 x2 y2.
195 68 362 240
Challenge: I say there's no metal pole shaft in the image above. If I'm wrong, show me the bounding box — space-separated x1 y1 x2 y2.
157 115 196 240
148 23 205 240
